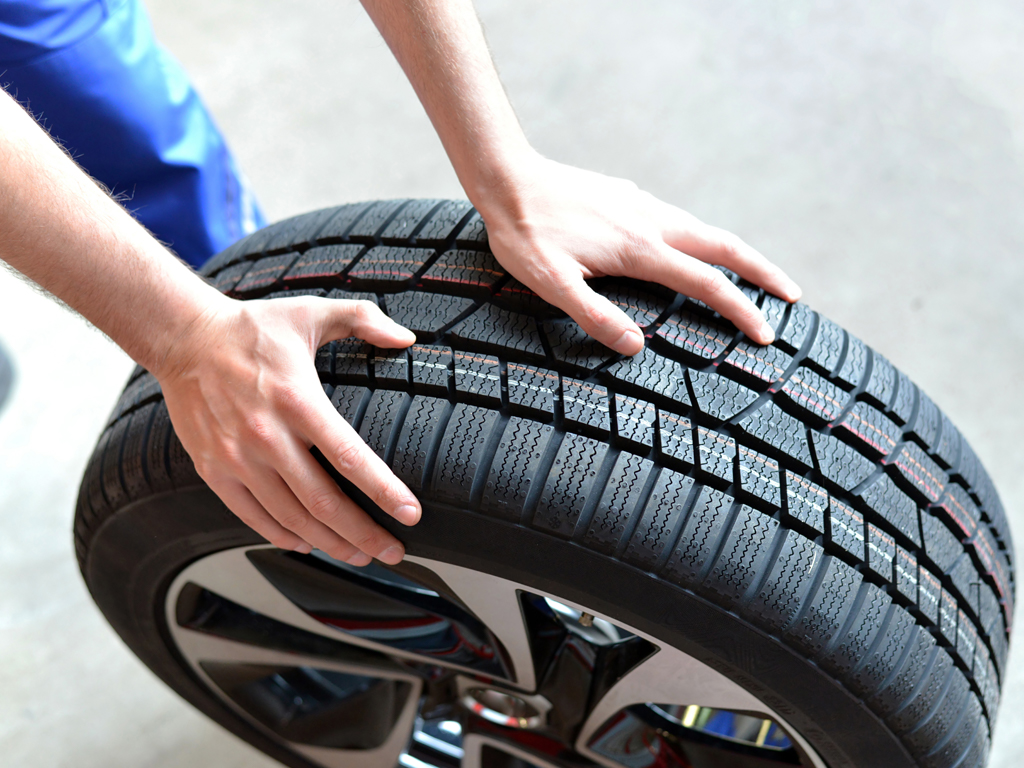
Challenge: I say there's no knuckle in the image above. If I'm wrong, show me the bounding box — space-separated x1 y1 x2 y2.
699 269 728 299
352 529 388 556
333 439 367 476
277 509 311 533
353 300 380 325
305 487 342 522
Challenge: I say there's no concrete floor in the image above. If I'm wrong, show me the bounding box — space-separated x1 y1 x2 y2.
1 0 1023 765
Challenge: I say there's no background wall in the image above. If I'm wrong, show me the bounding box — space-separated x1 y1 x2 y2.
1 0 1023 765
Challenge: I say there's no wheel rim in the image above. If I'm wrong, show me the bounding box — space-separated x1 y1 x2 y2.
165 546 827 768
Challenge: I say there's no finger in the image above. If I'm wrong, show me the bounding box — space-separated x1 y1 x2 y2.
300 390 423 528
203 475 315 554
244 467 372 565
660 207 802 302
274 432 408 565
529 269 645 356
310 298 416 348
634 244 776 345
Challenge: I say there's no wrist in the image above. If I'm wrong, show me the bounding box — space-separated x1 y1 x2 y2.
457 140 541 221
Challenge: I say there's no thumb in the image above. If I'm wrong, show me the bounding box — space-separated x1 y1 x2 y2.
310 298 416 348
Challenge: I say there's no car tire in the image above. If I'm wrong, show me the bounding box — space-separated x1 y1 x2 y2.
75 199 1014 768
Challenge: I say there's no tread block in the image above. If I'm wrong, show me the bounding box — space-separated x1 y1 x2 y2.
584 454 655 554
454 210 488 248
744 532 819 630
659 411 695 466
543 320 615 370
100 417 131 511
345 199 410 238
859 473 921 545
494 280 553 316
949 556 978 616
330 384 366 429
144 403 175 493
603 346 690 405
453 350 501 404
833 402 902 460
617 470 695 567
869 625 936 718
211 260 253 294
784 471 828 534
890 370 918 427
739 401 814 467
893 443 948 504
663 487 734 588
108 372 162 425
956 608 980 675
392 397 446 491
533 434 608 538
820 583 892 679
701 506 779 608
890 648 954 734
201 231 264 276
263 207 340 253
761 295 788 335
606 286 669 327
657 309 734 360
562 378 610 434
780 367 848 425
830 499 866 560
867 523 896 581
970 526 1013 624
420 248 504 291
358 390 407 459
777 302 814 353
120 404 156 500
922 512 964 574
696 426 736 483
262 288 328 300
895 546 919 601
481 418 555 522
937 484 982 540
977 655 1000 718
449 303 545 356
909 391 942 452
168 428 201 488
232 253 298 296
918 566 942 625
387 292 475 335
806 317 845 374
863 353 897 410
785 555 861 659
284 244 365 282
689 370 760 421
738 446 782 507
349 247 435 285
431 404 499 504
333 340 371 383
407 201 475 246
933 413 962 473
849 609 917 701
378 199 445 240
902 662 971 756
918 691 982 768
372 349 409 388
410 344 452 394
507 363 557 415
721 340 793 385
811 432 875 490
834 336 868 389
615 394 657 449
326 290 378 304
306 201 376 242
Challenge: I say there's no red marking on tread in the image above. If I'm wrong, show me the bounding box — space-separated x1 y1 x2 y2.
896 450 944 501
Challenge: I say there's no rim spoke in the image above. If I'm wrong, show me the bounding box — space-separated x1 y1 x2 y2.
407 556 538 691
460 731 564 768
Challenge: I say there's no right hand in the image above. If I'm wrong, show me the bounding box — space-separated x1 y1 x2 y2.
154 295 420 566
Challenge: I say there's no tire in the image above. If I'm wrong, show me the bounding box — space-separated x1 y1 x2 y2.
75 199 1015 768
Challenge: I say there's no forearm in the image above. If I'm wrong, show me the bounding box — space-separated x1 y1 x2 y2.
358 0 531 213
0 89 226 376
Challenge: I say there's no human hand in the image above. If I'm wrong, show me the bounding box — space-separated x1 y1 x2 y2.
154 295 421 566
475 153 802 355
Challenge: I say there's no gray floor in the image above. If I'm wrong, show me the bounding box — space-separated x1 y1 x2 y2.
1 0 1023 765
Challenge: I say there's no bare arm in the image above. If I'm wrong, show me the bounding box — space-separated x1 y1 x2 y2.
0 89 420 565
360 0 801 352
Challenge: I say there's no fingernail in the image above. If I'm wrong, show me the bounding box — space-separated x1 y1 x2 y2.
293 542 313 554
759 321 775 345
395 504 421 525
612 329 644 355
379 545 404 564
346 551 372 567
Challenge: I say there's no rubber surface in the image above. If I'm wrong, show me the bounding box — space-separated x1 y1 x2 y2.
76 199 1015 768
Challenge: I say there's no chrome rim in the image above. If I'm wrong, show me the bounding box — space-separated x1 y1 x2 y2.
166 546 826 768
